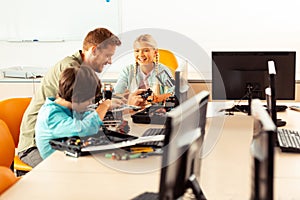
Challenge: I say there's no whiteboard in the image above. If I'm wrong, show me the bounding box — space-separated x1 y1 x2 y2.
0 0 121 41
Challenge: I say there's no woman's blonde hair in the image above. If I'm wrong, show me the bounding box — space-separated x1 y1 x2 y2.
133 34 157 49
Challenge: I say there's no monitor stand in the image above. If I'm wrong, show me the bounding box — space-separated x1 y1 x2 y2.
187 174 207 200
246 84 253 116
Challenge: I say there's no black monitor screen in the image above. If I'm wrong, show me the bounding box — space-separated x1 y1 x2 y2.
159 91 209 200
212 51 296 100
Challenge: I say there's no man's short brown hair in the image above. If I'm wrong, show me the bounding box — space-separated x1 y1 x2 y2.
83 28 121 51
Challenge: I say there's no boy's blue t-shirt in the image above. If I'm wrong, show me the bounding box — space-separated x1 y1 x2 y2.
35 97 103 159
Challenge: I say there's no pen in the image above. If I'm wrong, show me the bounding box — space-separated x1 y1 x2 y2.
21 40 39 42
8 40 65 43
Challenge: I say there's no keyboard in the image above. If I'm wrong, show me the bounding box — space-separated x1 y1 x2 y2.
139 128 165 147
277 128 300 153
131 192 159 200
142 128 165 137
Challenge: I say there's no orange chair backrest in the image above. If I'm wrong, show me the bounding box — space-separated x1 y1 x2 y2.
158 49 178 77
0 98 31 147
0 120 15 168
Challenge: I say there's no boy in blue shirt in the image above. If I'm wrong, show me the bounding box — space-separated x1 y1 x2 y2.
35 66 111 159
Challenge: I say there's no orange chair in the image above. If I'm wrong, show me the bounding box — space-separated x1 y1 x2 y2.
0 98 33 174
158 49 178 77
0 166 19 194
0 120 15 168
0 120 19 193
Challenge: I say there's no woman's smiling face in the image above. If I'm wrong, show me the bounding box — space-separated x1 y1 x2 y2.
134 42 157 66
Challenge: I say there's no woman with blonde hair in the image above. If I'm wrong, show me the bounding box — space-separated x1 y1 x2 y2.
114 34 174 98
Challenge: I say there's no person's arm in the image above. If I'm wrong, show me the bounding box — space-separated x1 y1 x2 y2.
95 100 111 120
43 109 102 138
114 65 132 94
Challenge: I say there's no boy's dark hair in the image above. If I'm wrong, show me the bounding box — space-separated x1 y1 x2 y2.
58 66 102 103
83 27 121 51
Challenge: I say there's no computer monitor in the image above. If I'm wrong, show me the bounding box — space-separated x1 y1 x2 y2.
212 51 296 102
158 90 209 200
174 60 190 106
250 99 277 200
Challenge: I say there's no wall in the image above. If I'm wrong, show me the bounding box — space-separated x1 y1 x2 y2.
121 0 300 80
0 0 120 41
1 0 300 79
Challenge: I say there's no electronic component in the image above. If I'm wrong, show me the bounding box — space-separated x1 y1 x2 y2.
140 88 153 100
103 83 113 99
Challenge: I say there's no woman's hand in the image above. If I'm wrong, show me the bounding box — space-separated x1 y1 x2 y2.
128 89 147 106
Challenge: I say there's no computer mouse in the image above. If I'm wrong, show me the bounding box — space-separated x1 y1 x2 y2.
277 119 286 127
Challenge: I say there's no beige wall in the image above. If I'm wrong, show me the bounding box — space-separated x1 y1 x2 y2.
1 81 300 102
0 82 40 100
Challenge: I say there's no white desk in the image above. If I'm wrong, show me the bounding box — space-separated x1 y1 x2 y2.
2 109 300 199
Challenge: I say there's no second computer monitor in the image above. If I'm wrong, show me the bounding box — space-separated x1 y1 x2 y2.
212 51 296 101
